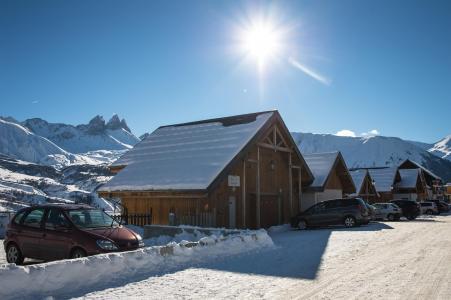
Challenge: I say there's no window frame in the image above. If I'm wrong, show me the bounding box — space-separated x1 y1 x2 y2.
21 208 46 229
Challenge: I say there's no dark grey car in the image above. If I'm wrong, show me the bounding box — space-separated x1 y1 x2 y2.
291 198 370 229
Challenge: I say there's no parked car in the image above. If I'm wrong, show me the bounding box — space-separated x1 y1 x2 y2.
363 203 377 221
419 202 439 215
291 198 370 229
373 203 402 221
3 204 144 265
428 200 450 214
390 200 420 220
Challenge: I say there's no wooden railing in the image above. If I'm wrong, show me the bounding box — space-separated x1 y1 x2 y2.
178 211 216 227
112 213 152 227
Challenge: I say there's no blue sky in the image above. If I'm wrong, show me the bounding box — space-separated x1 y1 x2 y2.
1 0 450 142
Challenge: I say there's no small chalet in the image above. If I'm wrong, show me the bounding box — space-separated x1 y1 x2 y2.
393 169 427 201
301 152 355 211
365 167 401 202
398 159 443 199
98 111 314 229
349 169 378 203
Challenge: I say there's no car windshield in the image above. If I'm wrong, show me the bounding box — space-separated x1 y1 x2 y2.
67 209 118 228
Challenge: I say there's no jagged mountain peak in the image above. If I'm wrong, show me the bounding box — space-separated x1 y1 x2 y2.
105 114 131 132
87 115 106 134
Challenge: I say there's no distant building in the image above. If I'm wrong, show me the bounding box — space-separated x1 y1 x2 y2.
398 159 444 200
98 111 314 229
301 152 355 211
358 167 401 202
349 169 378 203
393 168 427 201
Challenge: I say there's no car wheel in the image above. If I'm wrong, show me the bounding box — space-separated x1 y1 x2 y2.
298 220 307 230
70 248 87 259
387 214 395 221
344 216 356 228
426 209 433 215
406 214 416 221
6 243 24 265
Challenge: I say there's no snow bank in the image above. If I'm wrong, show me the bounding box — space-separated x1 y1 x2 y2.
0 230 273 300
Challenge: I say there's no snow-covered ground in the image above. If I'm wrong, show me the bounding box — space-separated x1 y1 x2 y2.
2 216 451 299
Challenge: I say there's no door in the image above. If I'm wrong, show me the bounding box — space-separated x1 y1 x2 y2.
19 208 46 259
42 208 73 260
228 196 236 228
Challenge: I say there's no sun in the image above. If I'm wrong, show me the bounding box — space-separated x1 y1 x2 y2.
238 19 285 71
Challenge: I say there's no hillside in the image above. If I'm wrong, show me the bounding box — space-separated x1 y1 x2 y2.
292 132 451 181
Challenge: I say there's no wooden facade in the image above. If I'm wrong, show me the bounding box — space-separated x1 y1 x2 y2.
98 111 314 229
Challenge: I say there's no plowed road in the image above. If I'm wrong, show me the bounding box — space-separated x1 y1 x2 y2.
76 215 451 299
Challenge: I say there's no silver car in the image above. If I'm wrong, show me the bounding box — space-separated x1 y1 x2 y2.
373 203 402 221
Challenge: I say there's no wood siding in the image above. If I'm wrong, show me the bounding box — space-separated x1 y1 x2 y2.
99 119 308 229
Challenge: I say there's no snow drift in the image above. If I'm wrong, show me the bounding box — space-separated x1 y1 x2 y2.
0 229 273 300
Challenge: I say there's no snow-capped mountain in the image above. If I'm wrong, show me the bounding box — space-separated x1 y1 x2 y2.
23 114 140 153
0 115 140 168
427 135 451 161
292 132 451 181
0 154 116 214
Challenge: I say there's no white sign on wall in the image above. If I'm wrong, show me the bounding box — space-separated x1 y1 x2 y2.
228 175 240 187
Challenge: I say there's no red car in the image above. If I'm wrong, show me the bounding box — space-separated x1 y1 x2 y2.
3 204 144 265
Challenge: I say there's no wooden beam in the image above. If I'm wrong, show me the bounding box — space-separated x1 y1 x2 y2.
291 165 301 169
298 166 302 212
256 146 261 228
242 159 246 228
257 142 292 153
247 158 258 164
288 152 293 218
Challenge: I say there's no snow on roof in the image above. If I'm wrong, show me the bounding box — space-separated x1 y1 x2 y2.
397 169 420 189
399 159 442 181
303 152 339 188
99 112 274 191
350 169 368 192
367 167 398 192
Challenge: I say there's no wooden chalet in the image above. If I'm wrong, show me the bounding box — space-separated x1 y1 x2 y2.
98 111 314 229
393 168 427 201
301 152 356 211
398 159 443 200
349 169 378 203
364 167 401 202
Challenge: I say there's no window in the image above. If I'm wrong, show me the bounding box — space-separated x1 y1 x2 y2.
45 208 71 230
12 210 27 225
312 202 327 213
67 209 118 228
22 208 45 228
341 199 357 207
325 200 340 209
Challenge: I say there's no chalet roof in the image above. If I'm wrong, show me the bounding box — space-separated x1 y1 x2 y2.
350 169 368 193
99 111 314 192
398 159 442 183
397 169 421 189
303 151 355 193
367 167 400 192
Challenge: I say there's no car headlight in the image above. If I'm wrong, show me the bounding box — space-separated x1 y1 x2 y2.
96 239 118 251
135 234 145 247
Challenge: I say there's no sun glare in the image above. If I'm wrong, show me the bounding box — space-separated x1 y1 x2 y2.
239 20 284 71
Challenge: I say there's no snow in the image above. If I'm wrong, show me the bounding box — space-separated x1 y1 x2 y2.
428 135 451 161
397 168 420 189
23 116 140 154
302 152 339 188
349 169 367 193
292 132 451 181
0 229 272 300
100 112 273 191
367 167 399 192
58 215 451 299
